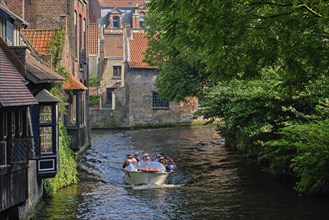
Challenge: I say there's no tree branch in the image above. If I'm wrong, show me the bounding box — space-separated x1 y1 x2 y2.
295 4 322 18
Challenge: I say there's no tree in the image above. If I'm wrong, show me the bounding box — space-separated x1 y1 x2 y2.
146 0 329 89
145 0 329 195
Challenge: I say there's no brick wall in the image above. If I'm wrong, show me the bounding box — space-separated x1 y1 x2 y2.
24 0 68 29
4 0 24 18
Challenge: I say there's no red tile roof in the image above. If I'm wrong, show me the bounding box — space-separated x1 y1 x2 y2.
64 75 88 90
23 29 57 54
0 38 38 107
104 33 123 58
128 32 156 69
98 0 147 7
88 23 99 55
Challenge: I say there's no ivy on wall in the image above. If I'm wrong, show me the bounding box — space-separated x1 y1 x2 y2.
43 123 78 196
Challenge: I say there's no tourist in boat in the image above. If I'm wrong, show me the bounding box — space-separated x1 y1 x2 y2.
152 153 163 162
121 154 133 171
133 151 140 162
141 153 151 162
126 159 137 171
144 156 151 162
131 157 138 167
165 156 176 172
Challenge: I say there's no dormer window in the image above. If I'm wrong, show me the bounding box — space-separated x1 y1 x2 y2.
113 16 120 28
139 12 146 29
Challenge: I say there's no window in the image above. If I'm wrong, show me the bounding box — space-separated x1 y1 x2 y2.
79 14 82 57
0 113 7 140
0 18 6 40
0 141 6 167
40 126 52 153
83 18 86 50
106 88 114 107
82 92 86 125
74 11 78 58
39 105 55 154
68 95 77 125
11 112 15 137
152 92 169 109
139 12 146 29
40 106 52 123
113 16 120 28
13 24 20 46
18 111 23 136
113 66 121 78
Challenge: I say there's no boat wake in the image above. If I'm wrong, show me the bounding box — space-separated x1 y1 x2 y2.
126 184 184 190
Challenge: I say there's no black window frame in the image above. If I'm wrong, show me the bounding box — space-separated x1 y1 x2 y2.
152 92 169 110
113 16 120 28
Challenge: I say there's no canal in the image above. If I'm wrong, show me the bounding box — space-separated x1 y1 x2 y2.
36 126 329 219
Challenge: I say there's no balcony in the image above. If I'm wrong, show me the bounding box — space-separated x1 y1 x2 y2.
7 137 39 164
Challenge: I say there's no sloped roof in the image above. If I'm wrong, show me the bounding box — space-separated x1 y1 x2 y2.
128 32 156 69
99 0 147 8
23 29 57 54
104 33 123 58
110 8 123 13
88 23 99 55
25 51 64 84
64 75 88 91
35 89 61 103
0 38 37 107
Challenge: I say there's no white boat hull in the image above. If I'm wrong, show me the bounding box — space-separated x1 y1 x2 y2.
124 171 171 185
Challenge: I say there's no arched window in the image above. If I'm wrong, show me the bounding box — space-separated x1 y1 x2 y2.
139 12 146 29
113 16 120 28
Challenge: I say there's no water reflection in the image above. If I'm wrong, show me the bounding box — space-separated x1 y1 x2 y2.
36 126 329 220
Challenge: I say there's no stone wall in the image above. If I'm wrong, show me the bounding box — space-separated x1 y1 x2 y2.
90 66 198 129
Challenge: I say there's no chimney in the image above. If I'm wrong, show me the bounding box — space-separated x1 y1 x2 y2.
9 46 28 65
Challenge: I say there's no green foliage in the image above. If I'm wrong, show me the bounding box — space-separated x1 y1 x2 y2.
89 95 99 106
48 66 70 113
147 1 329 83
146 0 329 195
155 55 209 102
43 123 78 196
57 65 70 80
49 29 65 67
89 76 101 87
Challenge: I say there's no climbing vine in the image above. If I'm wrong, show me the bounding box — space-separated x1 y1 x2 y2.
49 29 65 67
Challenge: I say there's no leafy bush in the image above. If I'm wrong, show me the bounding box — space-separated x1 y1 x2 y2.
198 69 329 195
43 123 78 196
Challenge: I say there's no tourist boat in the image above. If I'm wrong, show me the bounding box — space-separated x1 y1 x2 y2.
124 161 172 185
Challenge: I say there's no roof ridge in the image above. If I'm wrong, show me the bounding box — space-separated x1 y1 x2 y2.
23 28 58 32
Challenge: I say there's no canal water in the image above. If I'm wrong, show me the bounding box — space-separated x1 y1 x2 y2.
36 126 329 220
